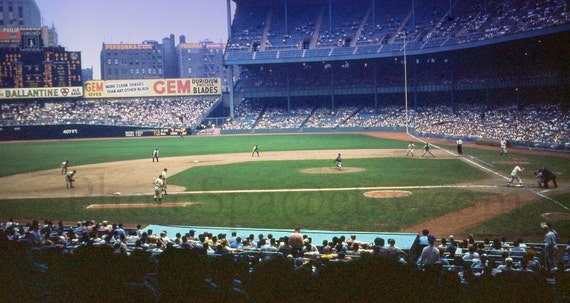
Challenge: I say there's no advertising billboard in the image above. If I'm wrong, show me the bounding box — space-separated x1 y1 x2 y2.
0 86 83 99
84 78 221 98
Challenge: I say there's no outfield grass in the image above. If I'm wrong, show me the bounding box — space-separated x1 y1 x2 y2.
0 134 403 177
1 133 568 241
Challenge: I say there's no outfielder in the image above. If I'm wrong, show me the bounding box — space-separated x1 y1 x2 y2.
154 175 164 204
507 163 524 187
405 142 415 157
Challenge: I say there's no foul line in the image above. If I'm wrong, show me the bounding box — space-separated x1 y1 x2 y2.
411 135 567 210
531 190 570 211
87 202 191 209
154 184 498 195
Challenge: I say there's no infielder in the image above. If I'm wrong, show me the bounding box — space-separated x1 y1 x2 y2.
61 160 69 175
66 170 76 189
499 138 508 155
160 168 168 195
252 145 260 157
507 162 524 187
334 153 342 171
154 175 164 204
152 148 159 162
421 143 435 157
405 142 415 157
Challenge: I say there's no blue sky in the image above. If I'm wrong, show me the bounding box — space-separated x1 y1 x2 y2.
35 0 234 79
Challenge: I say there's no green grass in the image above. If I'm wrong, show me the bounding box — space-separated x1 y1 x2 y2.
0 133 568 242
0 134 403 177
0 189 492 232
466 191 570 241
172 158 489 190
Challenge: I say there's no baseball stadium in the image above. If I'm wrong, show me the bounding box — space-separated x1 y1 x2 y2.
1 0 570 302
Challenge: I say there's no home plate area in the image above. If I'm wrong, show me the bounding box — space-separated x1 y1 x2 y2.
87 202 194 209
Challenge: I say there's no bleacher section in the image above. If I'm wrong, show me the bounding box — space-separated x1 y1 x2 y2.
0 96 218 129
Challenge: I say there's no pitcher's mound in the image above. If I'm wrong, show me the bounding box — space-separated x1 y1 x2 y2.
299 167 365 174
364 190 412 198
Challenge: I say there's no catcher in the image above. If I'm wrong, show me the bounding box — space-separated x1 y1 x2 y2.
536 167 557 188
66 170 76 189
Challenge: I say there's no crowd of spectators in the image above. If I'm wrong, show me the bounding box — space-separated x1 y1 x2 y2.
1 218 569 302
222 99 570 149
2 95 568 149
227 0 569 54
0 96 219 129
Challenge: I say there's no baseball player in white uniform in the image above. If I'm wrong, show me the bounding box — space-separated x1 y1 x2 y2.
507 163 524 187
499 138 508 155
160 168 168 195
61 160 69 175
405 142 415 157
66 170 76 188
154 175 164 204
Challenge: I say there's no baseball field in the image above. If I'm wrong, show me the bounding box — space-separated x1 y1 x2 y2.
0 132 569 242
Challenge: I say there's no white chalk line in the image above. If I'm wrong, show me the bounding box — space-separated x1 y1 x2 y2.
411 135 568 210
135 184 498 195
87 202 191 209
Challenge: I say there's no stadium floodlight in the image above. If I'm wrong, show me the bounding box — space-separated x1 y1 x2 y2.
403 31 409 134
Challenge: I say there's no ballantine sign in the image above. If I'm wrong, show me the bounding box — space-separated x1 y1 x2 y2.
0 87 83 99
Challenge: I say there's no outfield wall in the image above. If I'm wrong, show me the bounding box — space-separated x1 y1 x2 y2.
0 124 189 141
2 124 568 152
221 126 405 135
